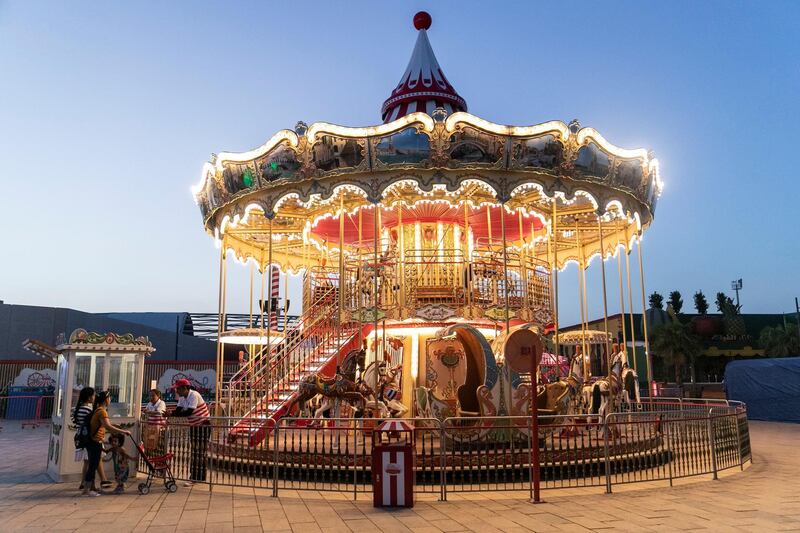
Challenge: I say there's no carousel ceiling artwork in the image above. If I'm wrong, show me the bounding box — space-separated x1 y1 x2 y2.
191 11 662 274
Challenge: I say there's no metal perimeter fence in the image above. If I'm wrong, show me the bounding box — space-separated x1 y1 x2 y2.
138 399 751 499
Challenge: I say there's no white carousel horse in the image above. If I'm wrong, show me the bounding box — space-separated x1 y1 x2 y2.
564 351 586 414
619 351 641 407
587 350 625 419
363 360 408 418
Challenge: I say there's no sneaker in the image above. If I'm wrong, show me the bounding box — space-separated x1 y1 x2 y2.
83 491 101 497
112 486 124 495
101 481 113 488
183 481 194 487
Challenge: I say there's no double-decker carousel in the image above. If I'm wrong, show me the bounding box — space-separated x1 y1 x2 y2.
191 12 664 481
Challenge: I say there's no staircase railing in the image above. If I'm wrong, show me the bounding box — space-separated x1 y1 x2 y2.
225 269 343 418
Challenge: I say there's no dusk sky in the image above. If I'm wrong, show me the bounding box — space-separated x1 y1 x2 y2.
1 1 798 325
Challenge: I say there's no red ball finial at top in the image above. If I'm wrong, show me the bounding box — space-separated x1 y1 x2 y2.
413 11 432 31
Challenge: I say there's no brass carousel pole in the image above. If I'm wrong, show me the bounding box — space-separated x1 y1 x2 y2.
614 218 629 364
337 196 345 369
597 216 614 411
576 218 589 378
373 204 380 383
637 234 654 391
551 202 560 376
501 205 510 333
398 204 405 313
266 216 273 399
464 202 471 313
214 241 226 415
624 226 638 374
518 209 529 313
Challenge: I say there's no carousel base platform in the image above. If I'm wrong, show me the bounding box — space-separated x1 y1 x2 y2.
201 420 669 485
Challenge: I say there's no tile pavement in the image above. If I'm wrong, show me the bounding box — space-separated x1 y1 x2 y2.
0 420 797 532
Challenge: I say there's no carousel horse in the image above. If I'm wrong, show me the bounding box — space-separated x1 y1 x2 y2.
619 351 641 407
285 347 369 419
363 360 408 418
587 346 625 419
563 349 586 414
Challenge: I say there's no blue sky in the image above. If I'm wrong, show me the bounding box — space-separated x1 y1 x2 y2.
1 1 798 325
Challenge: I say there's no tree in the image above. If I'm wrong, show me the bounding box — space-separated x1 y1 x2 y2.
651 320 703 385
668 291 684 315
693 291 709 315
715 292 739 314
759 324 800 357
649 292 664 310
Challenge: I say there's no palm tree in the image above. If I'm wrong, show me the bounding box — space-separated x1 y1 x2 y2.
651 320 703 385
759 324 800 357
693 291 709 315
649 292 664 309
668 291 684 315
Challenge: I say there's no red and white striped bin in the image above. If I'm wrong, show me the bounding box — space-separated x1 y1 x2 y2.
372 420 414 508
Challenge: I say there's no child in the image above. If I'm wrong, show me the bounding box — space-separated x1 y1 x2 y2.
105 434 135 494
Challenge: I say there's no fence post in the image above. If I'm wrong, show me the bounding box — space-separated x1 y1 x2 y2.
604 414 612 494
439 420 447 502
664 418 673 487
272 421 279 497
353 418 358 502
734 410 744 471
707 408 718 480
527 417 533 502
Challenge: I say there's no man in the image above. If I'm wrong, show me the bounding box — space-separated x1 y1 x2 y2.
170 378 210 486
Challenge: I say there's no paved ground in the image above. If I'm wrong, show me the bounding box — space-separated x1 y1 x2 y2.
0 420 797 532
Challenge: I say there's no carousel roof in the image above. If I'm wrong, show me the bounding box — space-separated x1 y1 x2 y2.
192 12 663 273
381 12 467 123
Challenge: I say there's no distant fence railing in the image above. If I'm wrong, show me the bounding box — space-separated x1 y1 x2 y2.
0 395 54 429
138 400 751 499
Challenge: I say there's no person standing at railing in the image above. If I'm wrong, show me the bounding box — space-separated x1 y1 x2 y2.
143 389 167 453
170 378 210 487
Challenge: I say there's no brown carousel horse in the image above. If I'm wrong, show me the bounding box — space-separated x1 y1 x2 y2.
285 347 372 419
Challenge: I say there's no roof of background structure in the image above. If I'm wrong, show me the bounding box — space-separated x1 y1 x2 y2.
100 312 192 335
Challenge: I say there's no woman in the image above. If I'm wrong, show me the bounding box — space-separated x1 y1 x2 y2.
83 391 131 496
72 387 111 492
143 389 167 453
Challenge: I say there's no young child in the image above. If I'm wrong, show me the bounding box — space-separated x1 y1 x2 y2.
104 434 135 494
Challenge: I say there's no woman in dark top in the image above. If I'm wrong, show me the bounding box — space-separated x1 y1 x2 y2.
82 391 131 496
73 387 111 492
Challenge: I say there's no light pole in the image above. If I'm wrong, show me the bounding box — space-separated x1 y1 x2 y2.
731 279 742 309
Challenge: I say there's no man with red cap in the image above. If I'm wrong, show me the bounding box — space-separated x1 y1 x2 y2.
170 378 210 486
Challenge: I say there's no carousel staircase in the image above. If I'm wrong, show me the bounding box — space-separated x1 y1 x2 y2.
225 283 370 446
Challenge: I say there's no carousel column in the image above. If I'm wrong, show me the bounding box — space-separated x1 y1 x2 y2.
576 219 590 379
397 204 406 313
518 209 529 314
637 234 654 392
624 223 638 374
614 219 628 363
551 202 560 375
337 196 345 368
501 204 510 333
464 202 471 314
266 215 274 404
597 216 614 411
215 241 227 416
373 202 380 392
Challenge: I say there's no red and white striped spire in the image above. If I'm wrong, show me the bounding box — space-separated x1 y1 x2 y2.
381 12 467 123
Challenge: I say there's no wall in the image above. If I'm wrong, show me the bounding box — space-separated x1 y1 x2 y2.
0 303 215 362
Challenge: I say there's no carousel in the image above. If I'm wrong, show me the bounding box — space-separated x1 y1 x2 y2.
192 12 662 456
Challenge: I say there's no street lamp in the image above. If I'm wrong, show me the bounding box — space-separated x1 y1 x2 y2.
731 279 742 309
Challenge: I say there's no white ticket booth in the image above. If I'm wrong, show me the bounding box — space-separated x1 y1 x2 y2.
24 328 154 482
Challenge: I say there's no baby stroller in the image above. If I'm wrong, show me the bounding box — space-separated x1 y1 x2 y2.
134 439 178 494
